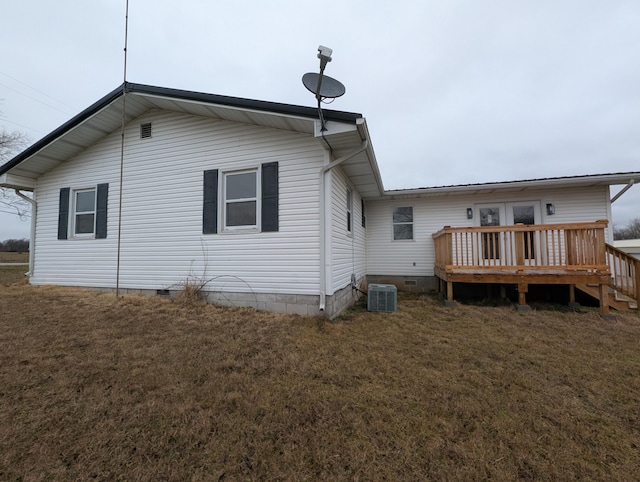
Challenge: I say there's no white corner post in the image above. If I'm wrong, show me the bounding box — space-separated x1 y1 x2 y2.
14 189 36 276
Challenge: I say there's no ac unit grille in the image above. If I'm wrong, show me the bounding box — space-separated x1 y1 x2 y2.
368 284 397 312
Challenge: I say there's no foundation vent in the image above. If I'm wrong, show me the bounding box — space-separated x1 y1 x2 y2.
368 284 397 312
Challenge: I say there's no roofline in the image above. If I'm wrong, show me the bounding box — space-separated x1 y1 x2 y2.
382 172 640 198
0 82 363 175
125 83 362 122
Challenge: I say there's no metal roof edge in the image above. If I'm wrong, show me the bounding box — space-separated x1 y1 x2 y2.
125 82 363 123
0 82 364 176
0 84 125 175
355 118 385 196
382 171 640 197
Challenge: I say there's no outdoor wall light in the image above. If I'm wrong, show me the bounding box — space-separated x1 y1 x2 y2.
546 203 555 215
467 208 473 219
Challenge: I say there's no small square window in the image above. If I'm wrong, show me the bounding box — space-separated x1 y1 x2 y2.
393 206 413 240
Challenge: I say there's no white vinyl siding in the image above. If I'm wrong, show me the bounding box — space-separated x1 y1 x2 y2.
366 185 611 277
32 110 324 295
330 167 366 293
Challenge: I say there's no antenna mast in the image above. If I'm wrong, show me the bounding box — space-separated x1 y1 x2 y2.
116 0 129 297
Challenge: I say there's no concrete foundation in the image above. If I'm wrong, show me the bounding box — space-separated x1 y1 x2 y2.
101 285 359 319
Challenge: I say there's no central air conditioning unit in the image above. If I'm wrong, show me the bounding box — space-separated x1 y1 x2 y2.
367 284 397 312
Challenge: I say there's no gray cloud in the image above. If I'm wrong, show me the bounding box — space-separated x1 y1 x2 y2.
1 0 639 238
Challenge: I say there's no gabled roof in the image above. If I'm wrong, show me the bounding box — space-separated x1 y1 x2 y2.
0 82 385 197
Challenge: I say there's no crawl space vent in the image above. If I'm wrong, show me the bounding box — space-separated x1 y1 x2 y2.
368 284 397 312
140 122 152 139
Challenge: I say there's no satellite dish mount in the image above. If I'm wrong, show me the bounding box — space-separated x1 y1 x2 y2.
302 45 346 132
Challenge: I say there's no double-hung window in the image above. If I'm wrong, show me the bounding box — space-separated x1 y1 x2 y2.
224 170 258 229
393 206 414 240
58 184 108 240
73 188 97 236
203 162 278 234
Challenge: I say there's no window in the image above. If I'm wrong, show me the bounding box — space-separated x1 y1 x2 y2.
346 188 353 233
73 189 96 235
58 184 108 240
203 162 278 234
393 206 413 240
224 170 258 229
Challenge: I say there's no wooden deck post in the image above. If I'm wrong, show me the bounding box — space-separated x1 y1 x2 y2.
517 283 531 312
443 280 457 307
515 227 525 266
568 284 580 308
599 283 613 318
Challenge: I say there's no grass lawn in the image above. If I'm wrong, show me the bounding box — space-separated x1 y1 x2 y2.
0 252 28 263
1 275 639 480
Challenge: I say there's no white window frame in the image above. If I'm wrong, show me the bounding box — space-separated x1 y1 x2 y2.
72 187 97 238
392 206 414 241
222 168 260 231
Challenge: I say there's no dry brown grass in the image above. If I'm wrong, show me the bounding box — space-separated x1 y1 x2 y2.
0 252 29 263
1 277 639 481
0 265 28 285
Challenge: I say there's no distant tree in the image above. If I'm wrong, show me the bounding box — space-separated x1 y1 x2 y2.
0 124 30 219
0 238 29 252
614 218 640 240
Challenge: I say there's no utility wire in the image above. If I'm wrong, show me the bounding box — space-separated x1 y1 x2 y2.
0 80 76 117
0 71 78 112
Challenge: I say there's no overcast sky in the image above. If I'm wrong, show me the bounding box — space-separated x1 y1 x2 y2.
1 0 639 240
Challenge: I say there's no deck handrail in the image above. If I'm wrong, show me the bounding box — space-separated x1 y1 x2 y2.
606 243 639 302
433 220 609 272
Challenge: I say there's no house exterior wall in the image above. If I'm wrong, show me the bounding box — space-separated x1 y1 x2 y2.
366 185 611 282
32 110 328 310
327 166 367 313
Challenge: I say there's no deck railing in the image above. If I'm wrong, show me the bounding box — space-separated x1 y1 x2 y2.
606 244 639 302
433 221 609 272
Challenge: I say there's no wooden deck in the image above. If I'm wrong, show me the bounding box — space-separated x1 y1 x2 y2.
432 220 638 315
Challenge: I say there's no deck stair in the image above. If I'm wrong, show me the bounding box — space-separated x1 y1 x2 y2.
575 283 637 312
575 244 638 312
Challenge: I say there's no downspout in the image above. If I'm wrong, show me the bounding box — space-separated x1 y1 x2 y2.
14 189 36 277
318 139 368 311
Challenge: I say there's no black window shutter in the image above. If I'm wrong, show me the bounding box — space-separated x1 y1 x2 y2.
96 183 109 239
361 198 366 228
203 169 218 234
261 162 279 232
58 188 70 240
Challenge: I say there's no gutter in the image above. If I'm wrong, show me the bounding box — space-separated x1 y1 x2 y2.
14 189 36 277
318 139 368 312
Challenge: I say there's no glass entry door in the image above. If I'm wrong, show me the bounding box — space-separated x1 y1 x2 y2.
506 202 542 264
475 202 542 265
478 205 503 260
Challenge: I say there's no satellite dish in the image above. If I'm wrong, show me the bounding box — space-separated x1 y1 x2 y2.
302 72 346 99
